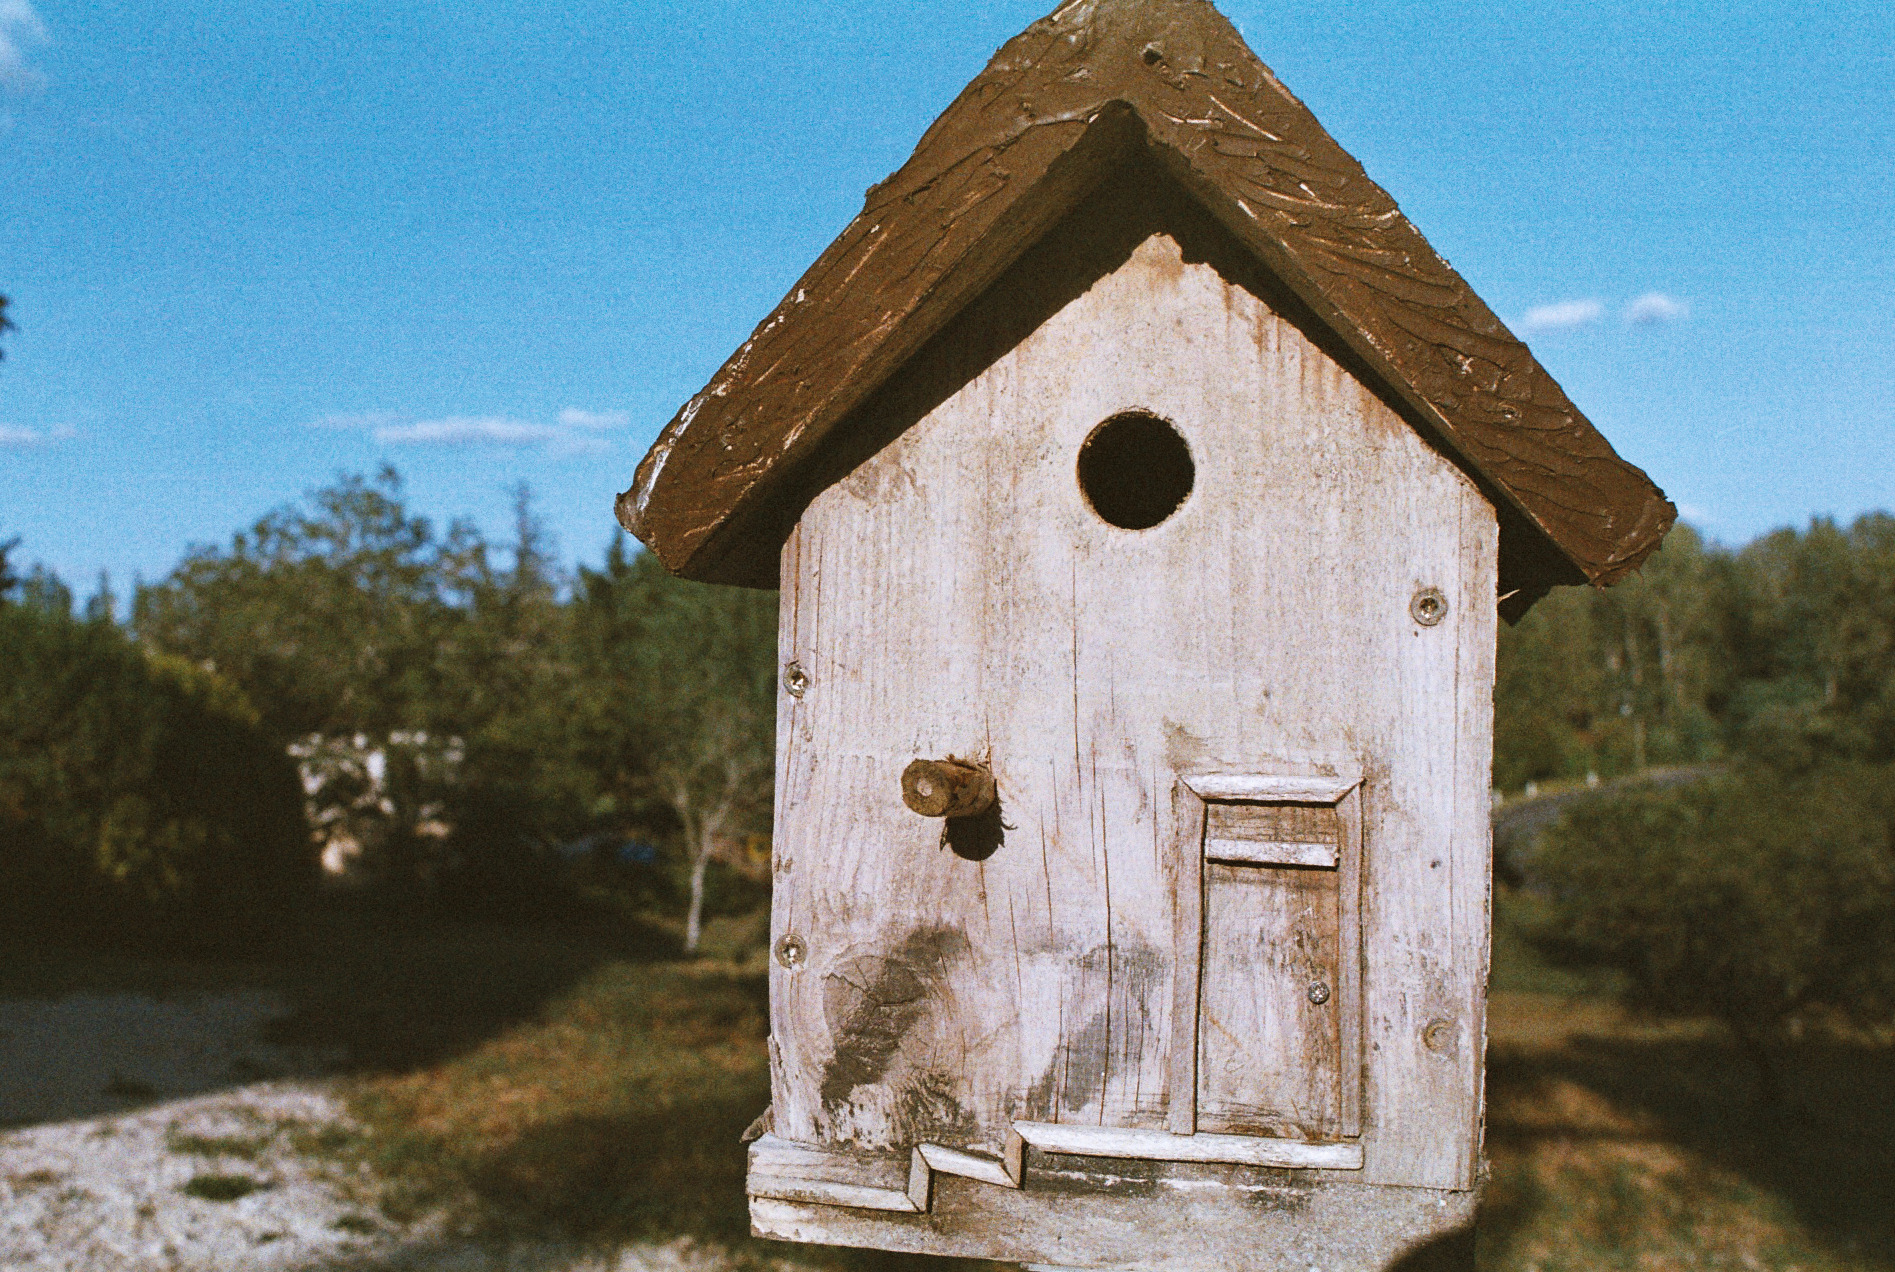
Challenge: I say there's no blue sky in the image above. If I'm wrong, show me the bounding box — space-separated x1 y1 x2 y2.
3 0 1891 591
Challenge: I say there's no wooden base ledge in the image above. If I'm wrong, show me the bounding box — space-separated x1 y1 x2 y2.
748 1134 1475 1270
752 1170 1477 1272
749 1124 1363 1217
1010 1122 1363 1171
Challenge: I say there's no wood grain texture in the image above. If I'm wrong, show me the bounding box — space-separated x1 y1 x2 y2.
1197 859 1342 1139
1013 1121 1362 1170
1164 780 1207 1136
621 0 1672 600
747 1134 921 1213
1186 773 1361 803
1204 801 1341 868
1188 783 1361 1141
751 1166 1477 1271
918 1141 1022 1188
766 199 1494 1194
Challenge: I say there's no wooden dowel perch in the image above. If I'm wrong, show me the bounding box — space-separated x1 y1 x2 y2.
901 759 996 819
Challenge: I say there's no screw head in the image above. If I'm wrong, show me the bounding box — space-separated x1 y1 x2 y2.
1422 1018 1457 1054
774 933 807 969
783 662 810 699
1410 587 1448 627
1307 981 1331 1005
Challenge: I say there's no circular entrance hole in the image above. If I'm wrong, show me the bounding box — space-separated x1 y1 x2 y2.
1076 411 1194 530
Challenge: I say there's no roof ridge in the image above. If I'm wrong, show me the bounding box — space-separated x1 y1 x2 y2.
621 0 1672 601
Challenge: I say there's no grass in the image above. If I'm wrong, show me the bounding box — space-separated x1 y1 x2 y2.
180 1173 271 1202
165 1130 271 1160
324 904 1894 1271
339 959 996 1270
1476 889 1895 1271
6 889 1890 1270
346 961 769 1238
1482 992 1895 1271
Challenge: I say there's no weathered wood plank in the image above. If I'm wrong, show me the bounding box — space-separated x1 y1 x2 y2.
1164 780 1205 1136
918 1141 1022 1188
1012 1121 1362 1170
771 184 1495 1193
1197 857 1342 1139
751 1167 1476 1271
747 1134 921 1213
1337 785 1365 1140
1184 774 1361 804
1206 839 1339 868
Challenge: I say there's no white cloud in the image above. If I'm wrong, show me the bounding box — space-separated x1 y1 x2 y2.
0 0 49 92
372 416 562 445
316 408 624 451
558 407 629 430
0 421 73 447
1517 299 1604 335
1624 292 1689 325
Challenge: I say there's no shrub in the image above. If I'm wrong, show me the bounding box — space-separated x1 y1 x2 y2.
0 600 314 949
1524 764 1895 1102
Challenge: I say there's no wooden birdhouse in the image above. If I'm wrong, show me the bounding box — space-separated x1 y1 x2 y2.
619 1 1672 1268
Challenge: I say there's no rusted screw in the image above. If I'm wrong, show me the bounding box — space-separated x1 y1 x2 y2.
1410 587 1448 627
783 662 810 699
1307 981 1331 1006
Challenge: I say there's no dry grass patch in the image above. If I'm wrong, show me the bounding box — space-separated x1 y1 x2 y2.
341 956 996 1270
349 961 767 1237
1481 992 1895 1272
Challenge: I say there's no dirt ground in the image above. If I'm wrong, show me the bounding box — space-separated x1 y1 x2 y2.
1 920 1889 1272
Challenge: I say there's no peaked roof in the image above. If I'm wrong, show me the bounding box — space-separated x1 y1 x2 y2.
619 0 1674 606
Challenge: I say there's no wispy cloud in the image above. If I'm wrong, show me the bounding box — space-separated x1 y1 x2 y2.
0 0 49 92
1624 292 1689 325
315 406 627 453
1518 299 1604 335
558 407 629 430
0 421 74 448
373 416 562 445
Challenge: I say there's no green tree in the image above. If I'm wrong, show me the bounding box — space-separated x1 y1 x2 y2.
1494 523 1729 789
134 468 482 896
1526 765 1895 1104
1723 514 1895 769
432 486 597 907
0 592 312 947
135 466 473 741
0 536 19 600
572 540 777 950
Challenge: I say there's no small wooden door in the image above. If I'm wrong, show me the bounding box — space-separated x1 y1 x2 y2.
1172 774 1362 1143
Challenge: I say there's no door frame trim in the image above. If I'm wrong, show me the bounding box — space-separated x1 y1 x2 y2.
1166 768 1364 1139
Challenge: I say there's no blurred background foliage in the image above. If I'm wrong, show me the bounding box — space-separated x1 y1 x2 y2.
1494 516 1895 790
2 475 1892 1012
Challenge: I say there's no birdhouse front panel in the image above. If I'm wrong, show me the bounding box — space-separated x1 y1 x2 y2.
763 178 1498 1215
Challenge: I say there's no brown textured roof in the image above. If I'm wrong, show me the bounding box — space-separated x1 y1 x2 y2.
618 0 1673 607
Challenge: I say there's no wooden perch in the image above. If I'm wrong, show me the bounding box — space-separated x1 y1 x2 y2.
900 759 996 819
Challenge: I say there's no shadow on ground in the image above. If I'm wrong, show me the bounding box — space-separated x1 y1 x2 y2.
0 899 679 1129
1478 995 1895 1271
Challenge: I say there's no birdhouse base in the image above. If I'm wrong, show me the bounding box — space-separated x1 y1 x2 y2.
749 1136 1477 1272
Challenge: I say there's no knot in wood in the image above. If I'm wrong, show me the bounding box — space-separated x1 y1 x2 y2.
900 759 996 819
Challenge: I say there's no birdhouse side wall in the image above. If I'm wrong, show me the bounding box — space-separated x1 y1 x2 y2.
769 227 1496 1192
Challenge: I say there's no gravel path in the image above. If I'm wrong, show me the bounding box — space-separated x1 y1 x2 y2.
0 1081 782 1271
0 993 786 1272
